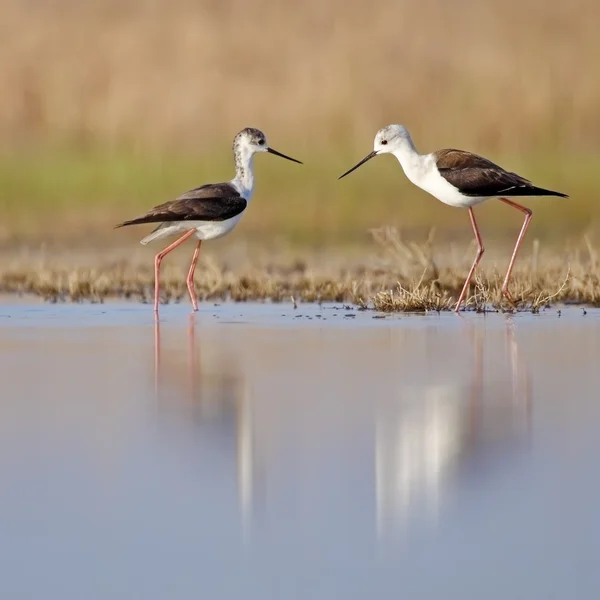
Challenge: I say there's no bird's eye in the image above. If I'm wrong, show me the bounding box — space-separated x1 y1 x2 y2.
381 140 388 145
258 139 265 145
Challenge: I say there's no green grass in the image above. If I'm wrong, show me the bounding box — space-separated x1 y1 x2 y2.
0 147 598 247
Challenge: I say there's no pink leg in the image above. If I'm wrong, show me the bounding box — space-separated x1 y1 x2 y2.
499 198 532 301
455 208 485 312
186 240 202 312
153 229 196 313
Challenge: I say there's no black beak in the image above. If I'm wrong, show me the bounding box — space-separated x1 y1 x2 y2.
338 150 378 180
267 147 303 164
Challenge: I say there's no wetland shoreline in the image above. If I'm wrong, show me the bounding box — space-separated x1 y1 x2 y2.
1 238 598 312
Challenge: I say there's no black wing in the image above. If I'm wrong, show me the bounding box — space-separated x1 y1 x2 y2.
435 149 567 198
115 183 247 228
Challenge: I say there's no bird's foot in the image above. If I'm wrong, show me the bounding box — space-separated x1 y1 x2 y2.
501 288 518 311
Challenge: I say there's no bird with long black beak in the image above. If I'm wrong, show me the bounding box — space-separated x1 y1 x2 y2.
339 124 567 311
116 128 302 313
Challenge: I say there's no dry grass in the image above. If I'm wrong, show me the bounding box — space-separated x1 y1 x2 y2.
0 0 598 154
2 232 599 312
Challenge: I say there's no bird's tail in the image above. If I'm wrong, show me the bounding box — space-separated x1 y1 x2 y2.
114 216 148 228
114 219 166 245
525 186 569 198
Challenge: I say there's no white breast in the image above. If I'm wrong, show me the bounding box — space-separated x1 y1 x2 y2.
402 154 489 209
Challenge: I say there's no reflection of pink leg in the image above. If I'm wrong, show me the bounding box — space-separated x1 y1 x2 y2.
455 208 485 312
467 328 484 436
505 318 533 431
499 198 532 302
186 240 202 312
188 314 197 399
507 319 519 403
153 229 196 313
154 315 161 398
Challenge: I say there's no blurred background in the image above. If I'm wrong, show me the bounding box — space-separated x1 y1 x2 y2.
0 0 598 250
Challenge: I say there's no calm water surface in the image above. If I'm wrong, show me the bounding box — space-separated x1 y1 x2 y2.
1 302 599 599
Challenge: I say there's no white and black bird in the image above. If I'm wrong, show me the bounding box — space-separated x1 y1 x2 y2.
116 128 302 313
339 124 567 311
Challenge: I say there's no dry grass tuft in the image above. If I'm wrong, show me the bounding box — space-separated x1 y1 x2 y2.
371 267 576 313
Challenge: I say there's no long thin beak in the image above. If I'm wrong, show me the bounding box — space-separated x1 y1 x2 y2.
338 150 378 179
267 147 303 164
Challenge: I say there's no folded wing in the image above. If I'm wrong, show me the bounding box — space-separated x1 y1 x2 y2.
435 149 567 198
115 183 248 227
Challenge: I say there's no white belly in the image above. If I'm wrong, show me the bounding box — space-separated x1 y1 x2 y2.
416 168 489 208
191 215 243 240
140 214 244 245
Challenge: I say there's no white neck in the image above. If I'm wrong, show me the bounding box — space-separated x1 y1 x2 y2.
233 144 255 197
390 134 425 180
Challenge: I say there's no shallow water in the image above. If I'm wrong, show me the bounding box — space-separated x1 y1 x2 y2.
1 302 599 599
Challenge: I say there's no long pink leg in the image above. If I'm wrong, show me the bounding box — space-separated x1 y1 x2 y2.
186 240 202 311
153 229 196 313
499 198 532 301
455 208 485 312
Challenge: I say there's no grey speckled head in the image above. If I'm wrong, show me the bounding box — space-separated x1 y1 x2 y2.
234 127 267 151
232 127 302 180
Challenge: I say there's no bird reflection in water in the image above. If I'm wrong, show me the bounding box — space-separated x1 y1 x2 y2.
375 318 532 538
153 315 257 534
153 315 244 418
152 314 532 540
